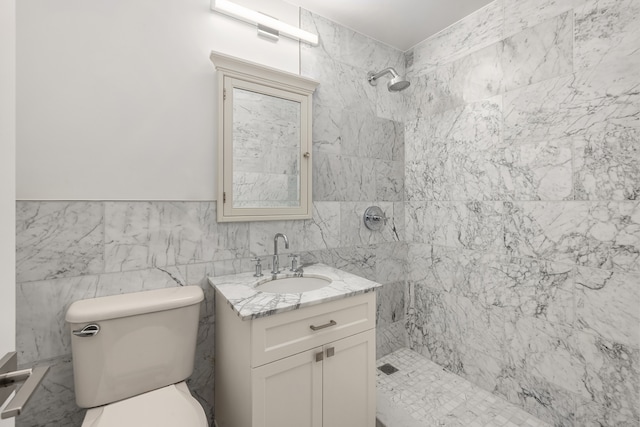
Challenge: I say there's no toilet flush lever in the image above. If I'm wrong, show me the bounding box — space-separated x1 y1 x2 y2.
73 323 100 337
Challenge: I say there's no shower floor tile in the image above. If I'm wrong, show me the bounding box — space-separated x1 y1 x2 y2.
376 348 551 427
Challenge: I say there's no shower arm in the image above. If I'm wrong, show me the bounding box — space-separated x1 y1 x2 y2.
368 68 399 83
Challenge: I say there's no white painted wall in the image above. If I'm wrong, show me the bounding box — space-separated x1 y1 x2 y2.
17 0 301 201
0 0 16 423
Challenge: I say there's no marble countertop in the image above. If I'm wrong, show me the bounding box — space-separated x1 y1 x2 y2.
209 263 381 320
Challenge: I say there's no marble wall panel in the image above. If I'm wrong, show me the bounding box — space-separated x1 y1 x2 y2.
375 242 407 286
505 138 574 201
185 262 217 313
488 257 575 326
427 247 575 326
574 0 640 71
104 201 250 272
105 202 215 272
300 10 404 74
377 320 408 358
376 281 405 326
407 287 505 371
570 331 640 425
503 53 640 144
503 317 585 397
390 121 405 162
408 12 573 121
573 128 640 201
493 365 578 426
405 243 433 289
392 202 406 242
405 1 640 424
501 11 573 92
375 160 404 202
301 245 377 282
503 0 574 37
312 153 377 201
414 97 510 201
409 0 504 75
340 111 396 161
16 201 104 283
301 54 376 114
404 161 433 202
457 349 504 392
574 267 640 348
408 43 503 118
311 103 342 155
302 201 342 252
499 318 640 426
406 201 505 251
422 97 503 147
504 201 640 273
403 117 429 166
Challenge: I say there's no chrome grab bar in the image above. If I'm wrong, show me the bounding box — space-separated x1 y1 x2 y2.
0 352 50 419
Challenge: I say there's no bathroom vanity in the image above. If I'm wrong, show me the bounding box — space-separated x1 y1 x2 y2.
210 264 380 427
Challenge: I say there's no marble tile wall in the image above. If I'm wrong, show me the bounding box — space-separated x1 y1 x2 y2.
14 10 406 427
300 9 408 358
404 1 639 426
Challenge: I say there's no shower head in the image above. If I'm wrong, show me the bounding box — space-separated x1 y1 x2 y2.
367 68 410 92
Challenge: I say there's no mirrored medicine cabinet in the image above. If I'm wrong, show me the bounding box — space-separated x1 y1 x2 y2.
210 52 319 222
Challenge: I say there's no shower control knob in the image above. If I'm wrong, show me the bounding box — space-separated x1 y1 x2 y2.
363 206 387 231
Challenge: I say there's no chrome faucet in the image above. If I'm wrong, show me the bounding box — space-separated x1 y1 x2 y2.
271 233 289 274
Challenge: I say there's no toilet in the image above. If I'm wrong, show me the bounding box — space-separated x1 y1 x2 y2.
65 286 208 427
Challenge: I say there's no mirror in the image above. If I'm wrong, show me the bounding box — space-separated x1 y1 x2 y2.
210 52 319 222
232 87 301 209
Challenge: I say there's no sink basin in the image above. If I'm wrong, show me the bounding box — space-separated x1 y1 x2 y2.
257 276 332 293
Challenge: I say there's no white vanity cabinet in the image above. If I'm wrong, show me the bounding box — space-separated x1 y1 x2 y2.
214 292 376 427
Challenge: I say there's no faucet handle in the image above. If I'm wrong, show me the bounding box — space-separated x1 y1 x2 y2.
251 257 263 277
288 254 299 272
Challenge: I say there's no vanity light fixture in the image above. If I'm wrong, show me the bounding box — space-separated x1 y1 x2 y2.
211 0 319 46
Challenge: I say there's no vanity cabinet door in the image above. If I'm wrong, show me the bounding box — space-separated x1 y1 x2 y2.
322 329 376 427
252 347 323 427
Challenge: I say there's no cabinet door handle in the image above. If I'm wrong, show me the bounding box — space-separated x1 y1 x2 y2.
315 352 324 362
326 347 335 358
309 320 337 331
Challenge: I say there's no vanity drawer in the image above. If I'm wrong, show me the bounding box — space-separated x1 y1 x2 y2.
250 292 375 367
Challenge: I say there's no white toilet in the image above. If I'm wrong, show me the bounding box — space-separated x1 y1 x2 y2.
65 286 208 427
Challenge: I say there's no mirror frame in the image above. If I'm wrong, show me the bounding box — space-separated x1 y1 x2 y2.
210 52 319 222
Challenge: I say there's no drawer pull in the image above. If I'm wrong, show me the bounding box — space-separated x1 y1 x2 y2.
309 320 337 331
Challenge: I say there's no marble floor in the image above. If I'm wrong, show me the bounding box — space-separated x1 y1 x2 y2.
376 348 551 427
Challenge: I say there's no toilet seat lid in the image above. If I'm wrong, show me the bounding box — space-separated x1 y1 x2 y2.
82 382 207 427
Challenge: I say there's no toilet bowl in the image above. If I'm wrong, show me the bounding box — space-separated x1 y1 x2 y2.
81 382 207 427
65 286 207 427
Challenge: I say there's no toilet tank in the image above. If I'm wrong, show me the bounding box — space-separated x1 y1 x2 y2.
66 286 204 408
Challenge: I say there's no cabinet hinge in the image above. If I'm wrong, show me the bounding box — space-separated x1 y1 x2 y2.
223 192 226 203
223 88 226 101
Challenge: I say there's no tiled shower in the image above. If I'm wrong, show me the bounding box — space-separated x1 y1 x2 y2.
14 0 638 426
